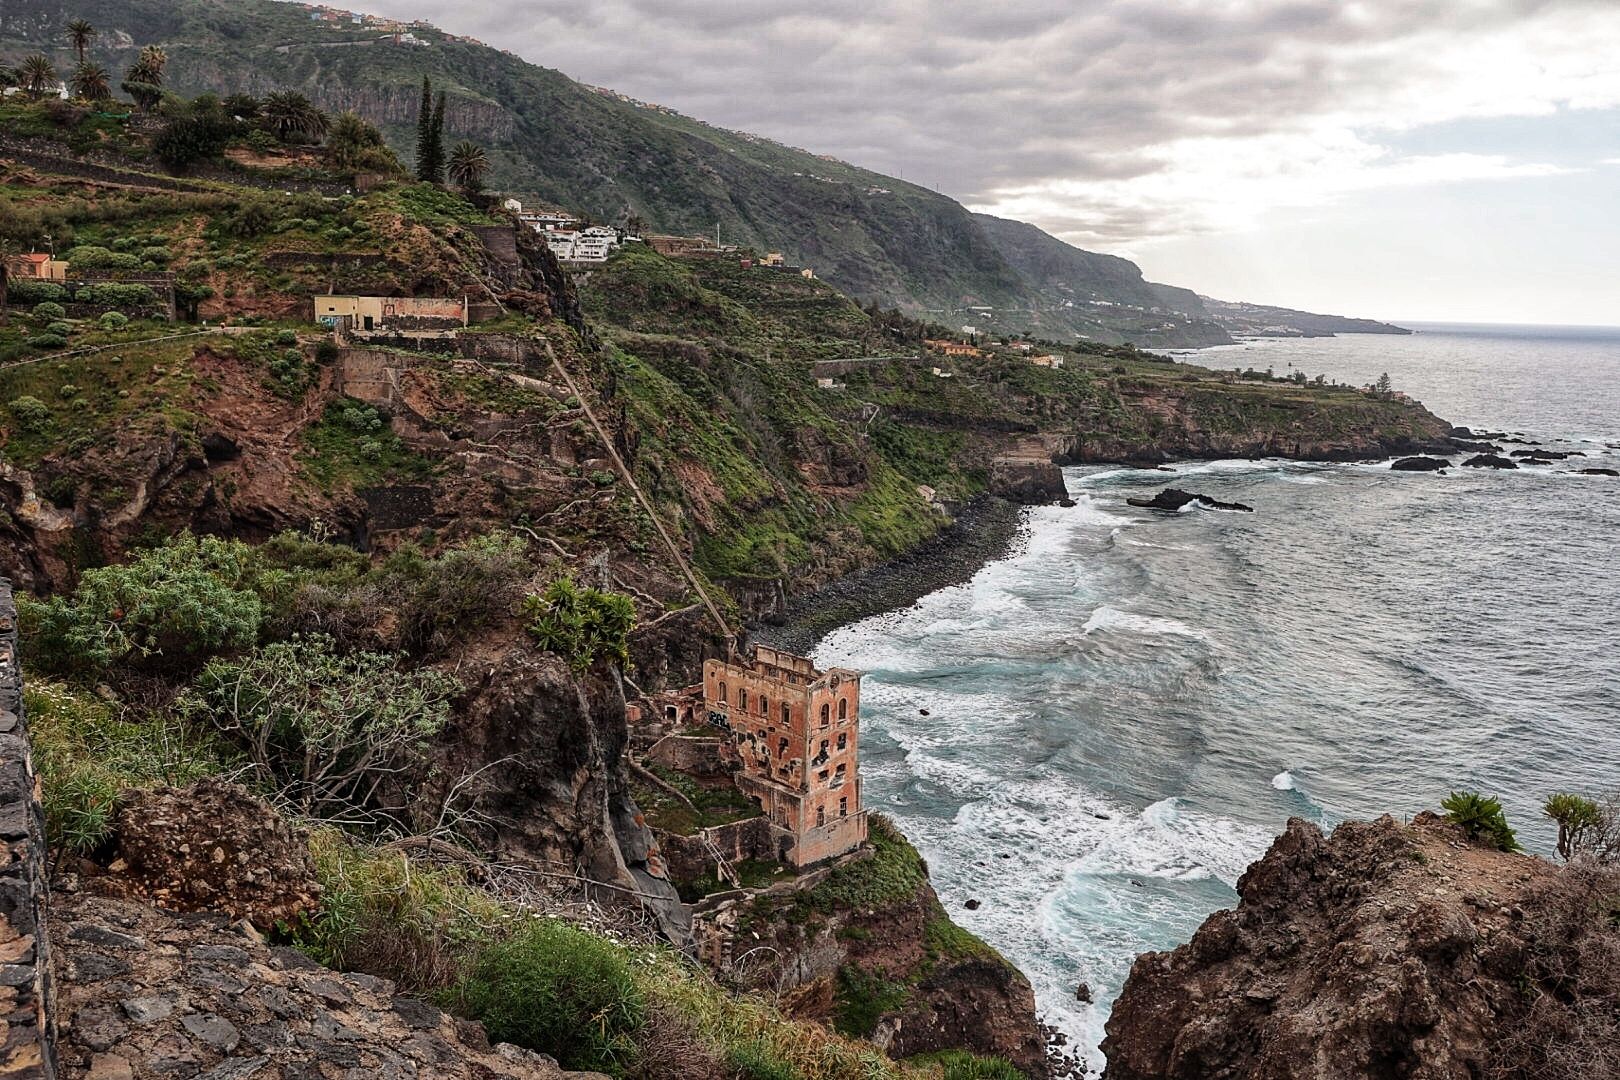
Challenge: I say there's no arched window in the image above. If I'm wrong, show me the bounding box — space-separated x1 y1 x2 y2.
837 733 847 751
819 703 830 727
718 682 727 704
781 703 791 725
838 697 848 720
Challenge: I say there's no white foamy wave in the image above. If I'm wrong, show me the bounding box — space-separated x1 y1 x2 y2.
1072 798 1270 886
1081 606 1207 641
1271 770 1295 790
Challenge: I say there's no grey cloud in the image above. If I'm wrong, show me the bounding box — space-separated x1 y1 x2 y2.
372 0 1620 239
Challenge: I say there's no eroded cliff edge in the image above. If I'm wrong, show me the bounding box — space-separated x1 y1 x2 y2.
1102 812 1620 1080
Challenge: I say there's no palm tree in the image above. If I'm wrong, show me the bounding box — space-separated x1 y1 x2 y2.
123 44 167 110
67 19 96 64
260 90 329 143
19 54 57 99
446 140 489 196
71 63 111 102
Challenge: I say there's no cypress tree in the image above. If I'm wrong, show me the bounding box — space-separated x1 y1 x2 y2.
428 90 447 184
414 76 433 181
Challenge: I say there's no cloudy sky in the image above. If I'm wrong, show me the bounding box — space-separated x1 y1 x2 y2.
374 0 1620 324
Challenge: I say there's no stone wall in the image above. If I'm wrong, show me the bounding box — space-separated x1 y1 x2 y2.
0 580 55 1078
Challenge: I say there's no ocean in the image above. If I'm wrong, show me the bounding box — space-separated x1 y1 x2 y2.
815 323 1620 1070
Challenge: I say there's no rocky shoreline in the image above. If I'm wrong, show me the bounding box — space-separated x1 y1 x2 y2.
751 494 1027 655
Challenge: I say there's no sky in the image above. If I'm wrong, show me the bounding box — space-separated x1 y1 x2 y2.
367 0 1620 324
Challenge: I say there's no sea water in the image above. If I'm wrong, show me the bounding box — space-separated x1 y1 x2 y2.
815 323 1620 1069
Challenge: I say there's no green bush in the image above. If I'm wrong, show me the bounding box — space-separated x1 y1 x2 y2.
832 966 910 1037
380 533 530 654
19 534 264 672
451 919 645 1075
138 246 172 264
523 576 635 672
727 1041 802 1080
26 680 224 854
1442 791 1519 851
1544 793 1608 861
275 329 298 346
31 300 67 319
295 830 501 991
186 633 459 818
64 245 143 271
27 334 68 350
98 311 129 331
7 395 52 430
7 283 65 306
75 282 159 308
45 320 71 337
930 1052 1028 1080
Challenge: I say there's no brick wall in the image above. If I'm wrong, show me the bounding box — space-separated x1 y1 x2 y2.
0 580 56 1078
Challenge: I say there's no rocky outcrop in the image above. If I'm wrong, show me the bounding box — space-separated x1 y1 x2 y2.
49 889 605 1080
990 458 1068 505
1391 456 1450 472
433 648 690 943
0 579 55 1077
104 782 321 931
1580 468 1619 476
1101 813 1561 1080
1461 454 1519 470
1126 489 1253 513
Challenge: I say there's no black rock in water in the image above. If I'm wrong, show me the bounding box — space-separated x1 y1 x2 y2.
965 898 982 910
1512 448 1583 460
1391 456 1450 472
1127 488 1255 513
1461 454 1519 469
1076 983 1094 1004
1580 468 1619 476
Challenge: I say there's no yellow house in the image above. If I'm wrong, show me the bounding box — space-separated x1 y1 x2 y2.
313 295 467 331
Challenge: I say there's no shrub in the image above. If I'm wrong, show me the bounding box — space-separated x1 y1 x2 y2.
726 1041 802 1080
314 340 339 364
187 633 459 819
294 830 500 991
7 283 66 306
138 246 172 264
45 320 72 337
26 334 67 350
1543 793 1613 861
382 533 530 654
75 282 159 308
32 300 66 320
26 680 225 854
451 919 645 1075
63 245 143 271
19 534 264 672
523 576 635 672
7 395 52 430
931 1052 1028 1080
275 329 298 346
98 311 130 331
1442 791 1519 851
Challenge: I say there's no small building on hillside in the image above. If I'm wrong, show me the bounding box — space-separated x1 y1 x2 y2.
924 339 983 359
700 645 867 868
4 253 69 282
312 295 467 332
1031 354 1065 368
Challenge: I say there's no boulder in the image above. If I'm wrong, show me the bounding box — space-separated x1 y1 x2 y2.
1460 454 1519 469
108 780 320 929
1580 468 1619 477
1511 448 1582 460
989 458 1068 505
1390 456 1449 472
1126 489 1254 513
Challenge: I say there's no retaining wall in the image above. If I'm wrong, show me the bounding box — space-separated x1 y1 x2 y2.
0 581 55 1078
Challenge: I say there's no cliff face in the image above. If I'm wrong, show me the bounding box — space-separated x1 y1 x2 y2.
1101 813 1607 1080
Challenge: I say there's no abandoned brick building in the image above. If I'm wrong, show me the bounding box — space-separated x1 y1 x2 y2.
697 644 867 868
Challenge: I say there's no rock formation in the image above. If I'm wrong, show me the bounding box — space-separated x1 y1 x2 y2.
105 781 321 931
1126 489 1254 513
1101 813 1593 1080
1391 456 1450 471
1461 454 1519 469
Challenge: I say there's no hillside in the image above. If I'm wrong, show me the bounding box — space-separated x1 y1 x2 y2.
5 0 1241 348
1200 296 1413 338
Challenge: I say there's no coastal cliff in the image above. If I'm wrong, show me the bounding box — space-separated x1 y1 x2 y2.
1102 813 1618 1080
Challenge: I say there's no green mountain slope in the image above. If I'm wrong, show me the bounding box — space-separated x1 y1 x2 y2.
2 0 1230 347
